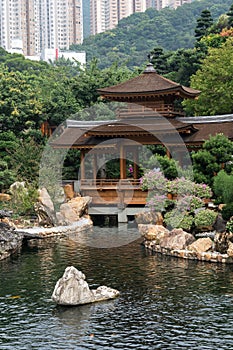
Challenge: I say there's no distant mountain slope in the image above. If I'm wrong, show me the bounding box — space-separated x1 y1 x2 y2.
73 0 233 69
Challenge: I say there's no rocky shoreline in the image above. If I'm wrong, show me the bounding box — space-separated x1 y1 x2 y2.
0 217 93 261
139 223 233 264
143 239 233 264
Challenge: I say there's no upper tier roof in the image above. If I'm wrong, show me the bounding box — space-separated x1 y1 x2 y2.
98 64 200 100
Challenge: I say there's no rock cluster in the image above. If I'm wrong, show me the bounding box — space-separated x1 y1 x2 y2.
139 214 233 264
35 187 92 227
0 212 23 261
52 266 120 306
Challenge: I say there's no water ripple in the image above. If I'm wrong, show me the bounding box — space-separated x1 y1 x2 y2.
1 226 233 349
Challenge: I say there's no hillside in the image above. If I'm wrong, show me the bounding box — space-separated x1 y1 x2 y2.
73 0 233 69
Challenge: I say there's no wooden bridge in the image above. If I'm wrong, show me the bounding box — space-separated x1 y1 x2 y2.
80 179 148 206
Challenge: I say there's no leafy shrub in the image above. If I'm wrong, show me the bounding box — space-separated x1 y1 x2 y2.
226 217 233 233
213 170 233 204
140 170 167 192
164 210 193 231
147 154 178 180
146 193 167 212
194 209 218 228
194 183 212 198
9 182 38 217
176 195 204 213
221 203 233 221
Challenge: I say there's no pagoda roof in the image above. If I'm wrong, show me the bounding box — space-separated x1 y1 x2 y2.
180 114 233 145
50 114 233 149
98 64 200 100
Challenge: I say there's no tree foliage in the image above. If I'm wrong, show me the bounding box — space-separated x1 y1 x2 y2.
195 9 214 41
192 134 233 185
71 0 233 69
183 38 233 115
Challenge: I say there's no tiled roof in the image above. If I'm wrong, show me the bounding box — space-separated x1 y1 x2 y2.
98 65 200 99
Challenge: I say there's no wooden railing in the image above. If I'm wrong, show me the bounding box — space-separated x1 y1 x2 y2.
117 105 184 118
81 179 141 187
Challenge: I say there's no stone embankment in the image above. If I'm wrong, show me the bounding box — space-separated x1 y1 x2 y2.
136 211 233 264
16 217 93 239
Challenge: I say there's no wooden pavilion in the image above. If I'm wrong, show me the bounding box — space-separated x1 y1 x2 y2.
50 64 233 219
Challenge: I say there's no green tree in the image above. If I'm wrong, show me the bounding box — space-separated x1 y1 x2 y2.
183 38 233 116
148 47 170 75
8 138 44 186
71 59 134 109
227 3 233 28
39 69 80 126
192 134 233 185
0 67 44 135
195 9 214 41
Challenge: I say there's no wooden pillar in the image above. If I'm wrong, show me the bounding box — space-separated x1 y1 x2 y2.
133 147 139 180
166 148 171 159
93 154 97 182
120 144 126 179
80 149 85 180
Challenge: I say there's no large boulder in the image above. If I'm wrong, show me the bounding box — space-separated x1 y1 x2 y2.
34 188 58 227
187 237 213 254
0 222 23 260
213 213 226 233
59 196 92 225
159 228 195 250
51 266 119 306
38 188 55 212
138 224 169 242
135 211 163 225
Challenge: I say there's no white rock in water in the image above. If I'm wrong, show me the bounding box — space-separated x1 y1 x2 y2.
51 266 119 306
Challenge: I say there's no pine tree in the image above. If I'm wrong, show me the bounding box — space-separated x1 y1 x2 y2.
195 9 214 41
227 4 233 28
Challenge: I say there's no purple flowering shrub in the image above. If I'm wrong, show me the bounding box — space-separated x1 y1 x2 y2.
140 170 214 231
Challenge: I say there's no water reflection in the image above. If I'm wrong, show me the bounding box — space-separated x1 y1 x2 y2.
68 224 141 248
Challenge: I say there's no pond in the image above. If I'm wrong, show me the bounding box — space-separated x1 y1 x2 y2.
0 225 233 349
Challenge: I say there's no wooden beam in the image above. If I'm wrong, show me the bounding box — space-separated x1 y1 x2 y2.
80 150 85 180
120 144 126 179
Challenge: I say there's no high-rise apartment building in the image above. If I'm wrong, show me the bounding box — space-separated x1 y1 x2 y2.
146 0 192 10
90 0 193 35
0 0 83 57
90 0 147 35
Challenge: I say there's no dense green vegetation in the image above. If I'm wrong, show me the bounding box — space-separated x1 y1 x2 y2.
1 2 233 220
71 0 233 69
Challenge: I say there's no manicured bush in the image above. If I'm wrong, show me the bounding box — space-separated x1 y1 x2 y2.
164 210 194 231
226 217 233 233
194 209 218 229
221 203 233 221
213 170 233 204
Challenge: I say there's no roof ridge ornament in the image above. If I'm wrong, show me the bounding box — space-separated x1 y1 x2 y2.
144 55 156 73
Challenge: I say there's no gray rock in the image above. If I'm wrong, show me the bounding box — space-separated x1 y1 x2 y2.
0 222 23 260
51 266 119 306
0 210 12 219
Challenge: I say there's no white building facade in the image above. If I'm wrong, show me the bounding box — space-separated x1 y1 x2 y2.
0 0 83 57
90 0 193 35
90 0 147 35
